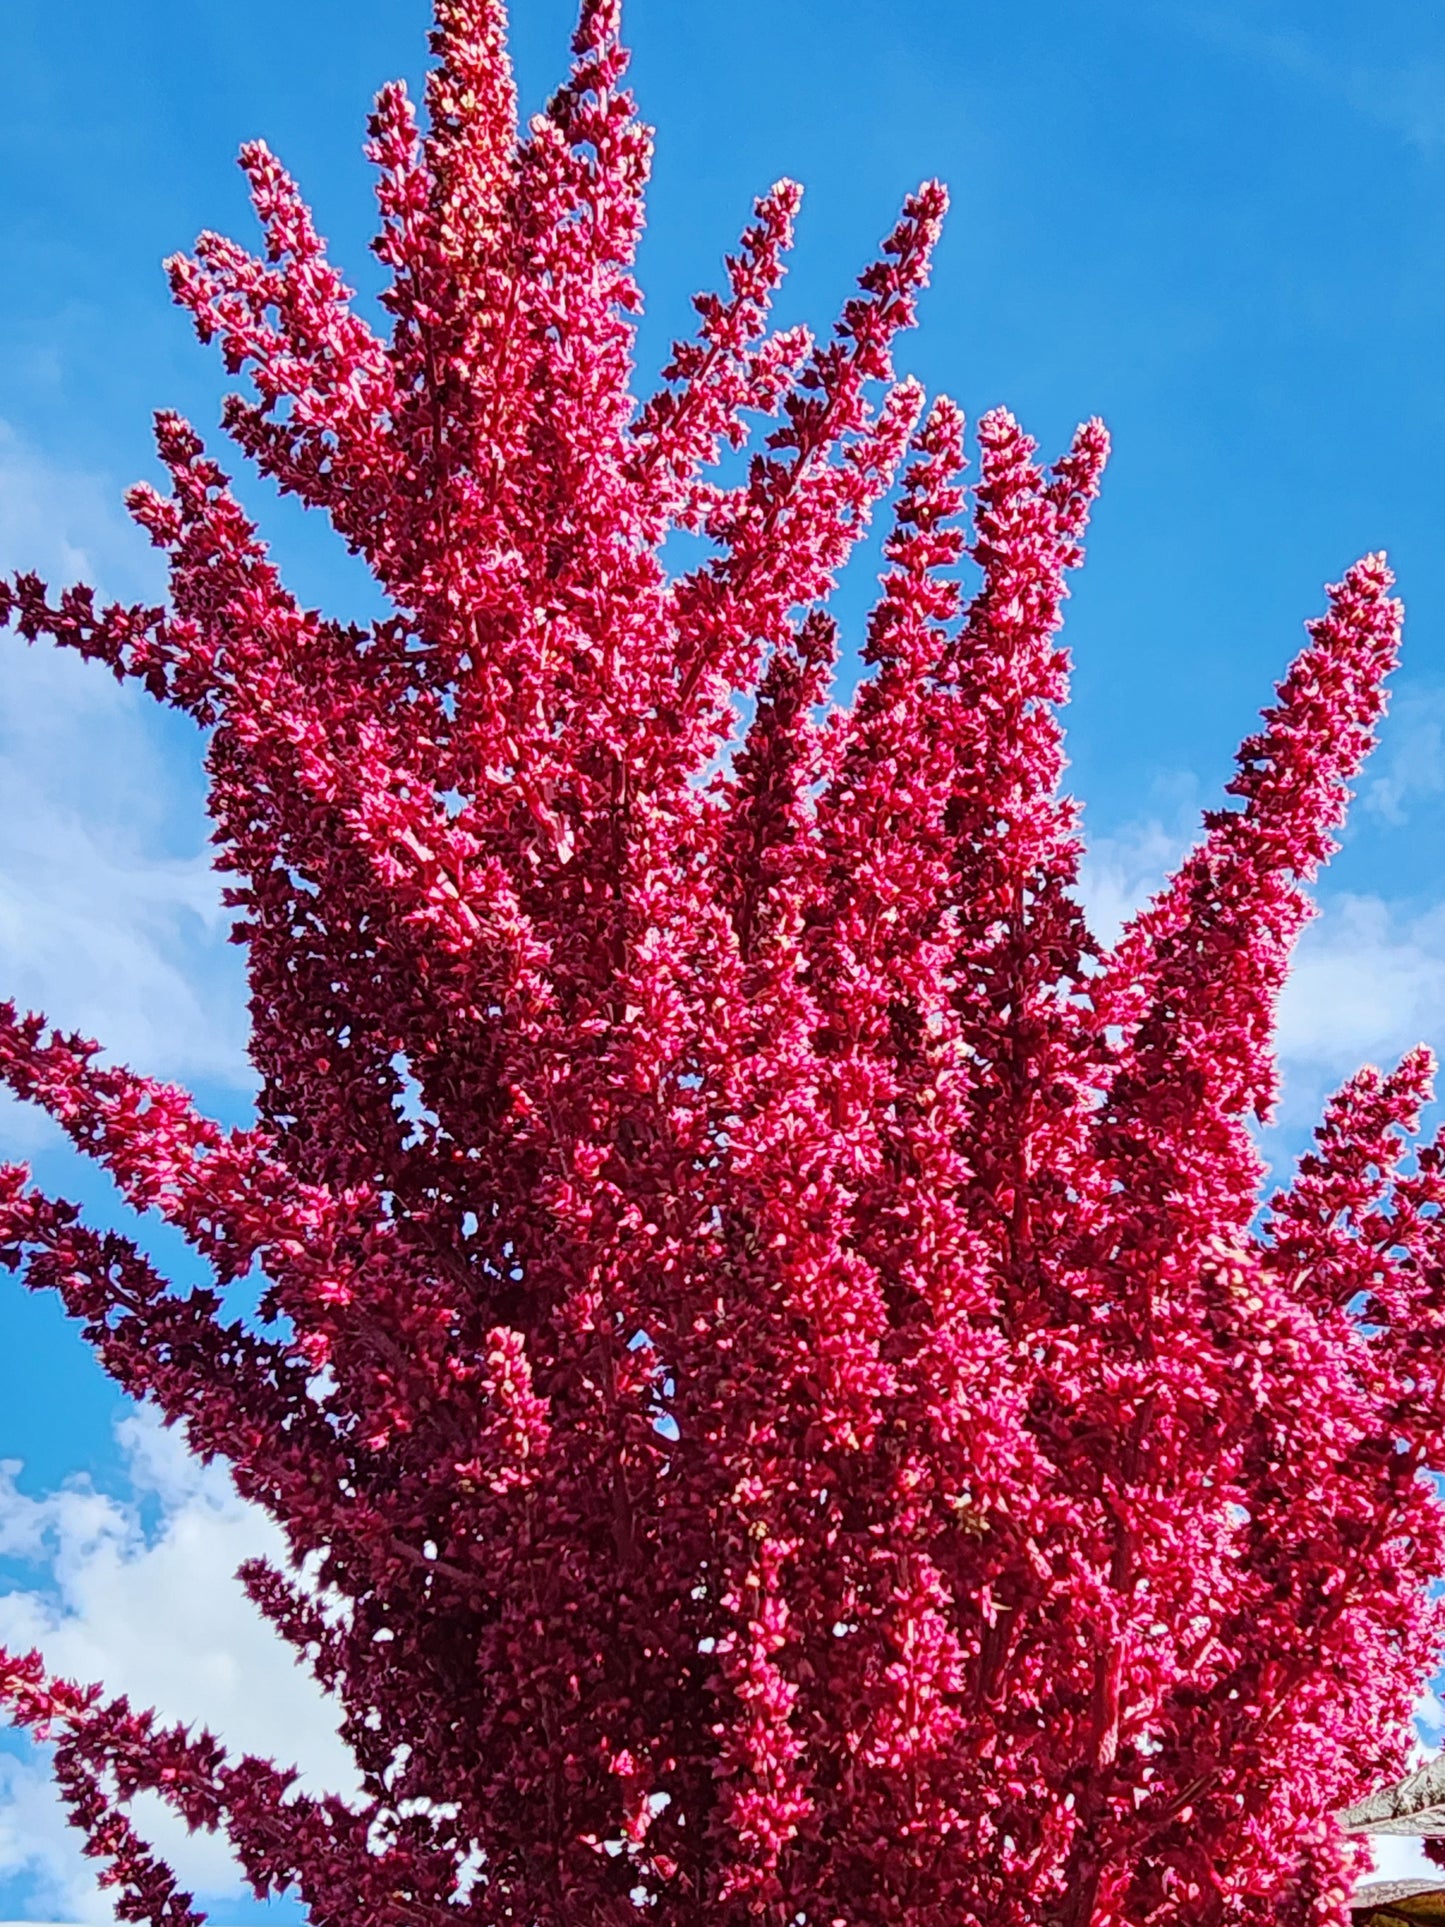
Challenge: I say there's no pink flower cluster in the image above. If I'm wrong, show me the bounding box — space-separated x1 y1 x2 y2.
0 4 1440 1923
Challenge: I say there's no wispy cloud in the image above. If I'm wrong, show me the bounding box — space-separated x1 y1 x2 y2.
0 422 251 1123
1278 893 1445 1076
0 1408 354 1920
1365 682 1445 826
1168 5 1445 155
0 422 157 605
1078 807 1193 950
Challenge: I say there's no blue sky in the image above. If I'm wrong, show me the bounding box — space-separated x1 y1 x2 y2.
1 0 1445 1912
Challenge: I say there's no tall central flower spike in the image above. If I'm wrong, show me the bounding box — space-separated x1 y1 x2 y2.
0 4 1441 1923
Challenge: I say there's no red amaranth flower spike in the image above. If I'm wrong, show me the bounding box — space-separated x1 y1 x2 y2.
0 5 1439 1925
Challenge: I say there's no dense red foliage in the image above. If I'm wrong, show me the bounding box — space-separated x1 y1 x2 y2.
0 4 1442 1924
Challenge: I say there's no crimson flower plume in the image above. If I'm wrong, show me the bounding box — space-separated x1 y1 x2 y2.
0 4 1437 1924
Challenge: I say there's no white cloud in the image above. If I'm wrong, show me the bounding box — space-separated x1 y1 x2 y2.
1077 811 1190 950
1277 894 1445 1077
0 1407 354 1921
0 423 155 605
1080 795 1445 1090
0 429 342 1923
1269 889 1445 1142
0 421 251 1117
